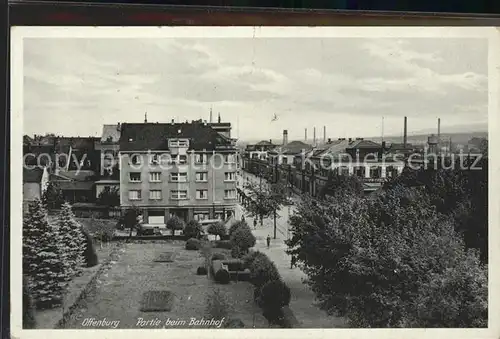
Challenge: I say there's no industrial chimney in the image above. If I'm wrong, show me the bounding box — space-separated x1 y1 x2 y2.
283 130 288 146
313 127 316 146
304 128 307 142
438 118 441 143
323 126 326 144
403 116 408 148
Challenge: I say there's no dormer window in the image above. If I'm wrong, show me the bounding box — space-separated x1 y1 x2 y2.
168 138 189 148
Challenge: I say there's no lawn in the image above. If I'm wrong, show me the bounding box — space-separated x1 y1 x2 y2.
62 241 268 329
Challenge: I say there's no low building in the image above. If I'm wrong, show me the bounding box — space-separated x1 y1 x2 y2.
50 170 96 204
23 166 49 211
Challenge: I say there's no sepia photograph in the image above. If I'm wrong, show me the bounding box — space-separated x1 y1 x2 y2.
10 26 499 338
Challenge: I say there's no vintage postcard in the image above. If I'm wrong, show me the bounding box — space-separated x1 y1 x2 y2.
10 26 500 339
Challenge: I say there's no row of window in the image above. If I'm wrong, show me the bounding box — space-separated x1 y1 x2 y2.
129 172 236 182
128 189 237 201
130 153 237 165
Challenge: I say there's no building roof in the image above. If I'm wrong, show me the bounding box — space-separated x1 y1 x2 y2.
101 124 121 143
23 167 44 183
56 181 94 191
53 170 97 181
119 122 234 152
55 137 99 151
347 139 382 149
255 140 274 146
270 140 313 155
389 143 414 150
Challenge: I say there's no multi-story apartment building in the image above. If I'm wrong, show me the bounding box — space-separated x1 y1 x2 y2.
94 123 121 198
118 121 239 226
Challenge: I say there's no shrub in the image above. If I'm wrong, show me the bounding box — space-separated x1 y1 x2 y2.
248 253 281 288
229 220 247 236
184 220 203 239
262 307 287 327
22 276 36 329
242 250 267 268
81 227 98 267
223 318 245 328
186 238 202 251
260 280 291 309
206 288 230 321
166 215 185 235
214 240 232 249
215 269 231 284
231 245 244 258
207 222 227 240
197 266 208 275
92 218 115 244
211 253 226 261
230 223 256 254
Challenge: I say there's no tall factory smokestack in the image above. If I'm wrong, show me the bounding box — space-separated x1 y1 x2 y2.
323 126 326 144
283 130 288 146
438 118 441 143
313 127 316 146
403 116 408 148
304 128 307 142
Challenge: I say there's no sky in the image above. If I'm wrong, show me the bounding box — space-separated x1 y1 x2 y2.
23 37 488 142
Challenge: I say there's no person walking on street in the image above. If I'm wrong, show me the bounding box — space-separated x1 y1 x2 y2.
254 218 257 229
266 235 271 248
290 255 297 269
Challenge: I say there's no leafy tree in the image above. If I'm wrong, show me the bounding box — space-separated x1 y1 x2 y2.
55 202 86 278
207 222 227 240
42 181 65 210
228 220 248 236
243 181 287 226
286 185 487 327
184 220 203 239
91 216 116 248
230 222 256 254
248 252 281 289
118 207 141 240
23 199 68 309
319 174 363 198
166 215 185 236
97 186 120 209
260 280 292 326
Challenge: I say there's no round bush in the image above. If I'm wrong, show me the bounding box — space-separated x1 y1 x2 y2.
207 222 227 239
230 224 256 253
211 253 226 261
185 238 202 251
214 269 231 284
249 254 281 287
197 266 208 275
229 220 247 236
224 318 245 328
184 220 203 239
260 280 291 309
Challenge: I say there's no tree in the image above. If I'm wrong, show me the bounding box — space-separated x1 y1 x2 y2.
230 222 256 254
119 207 141 240
244 181 287 238
166 215 185 236
319 174 363 198
207 222 227 240
97 186 120 214
42 181 65 210
23 276 36 329
55 202 86 278
23 199 68 309
286 185 487 327
184 220 203 239
228 220 248 236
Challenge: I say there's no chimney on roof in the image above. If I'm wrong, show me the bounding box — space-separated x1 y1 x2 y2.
269 139 272 144
403 116 408 148
304 128 307 142
171 119 175 124
144 112 148 123
218 113 221 123
209 107 213 123
348 138 352 143
117 122 121 131
283 130 288 146
323 126 326 144
313 127 316 146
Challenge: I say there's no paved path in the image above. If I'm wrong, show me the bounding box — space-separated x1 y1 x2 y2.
236 171 347 328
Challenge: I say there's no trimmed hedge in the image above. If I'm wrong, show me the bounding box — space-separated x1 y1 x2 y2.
214 240 232 249
211 253 226 261
248 252 281 288
260 280 291 309
197 266 208 275
185 238 202 250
